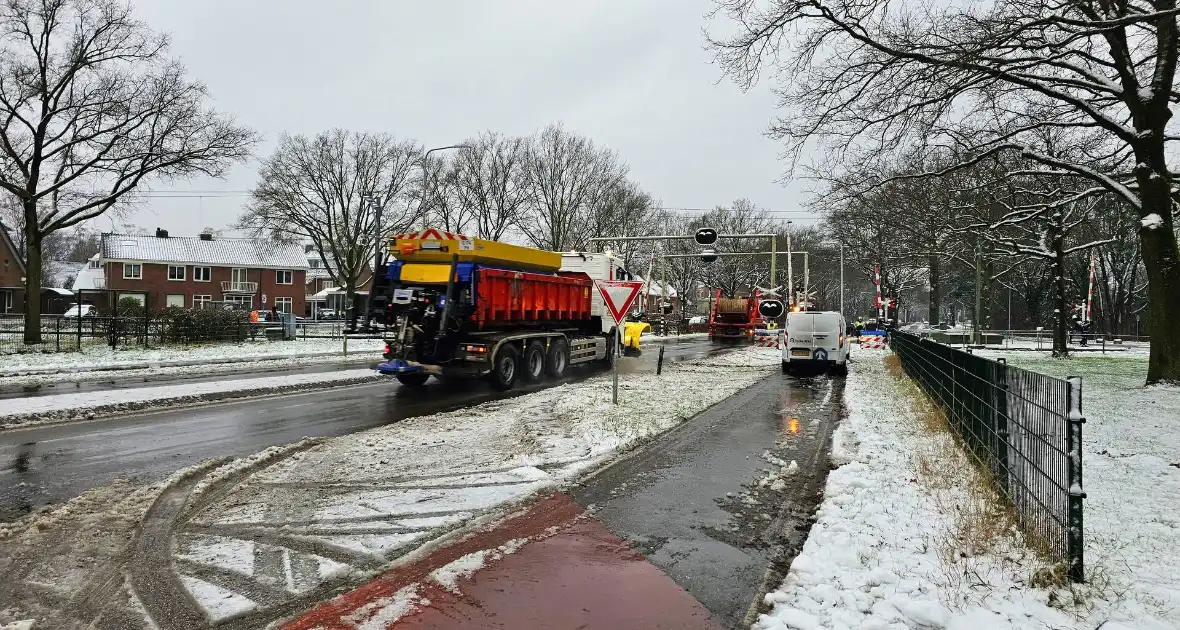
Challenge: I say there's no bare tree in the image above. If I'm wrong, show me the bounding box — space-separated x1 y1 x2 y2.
710 0 1180 383
451 131 528 241
518 123 626 251
0 0 257 342
240 130 418 309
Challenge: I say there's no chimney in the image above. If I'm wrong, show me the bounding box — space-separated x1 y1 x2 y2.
155 228 169 238
199 229 214 241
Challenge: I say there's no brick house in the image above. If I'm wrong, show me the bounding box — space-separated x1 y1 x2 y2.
100 230 309 314
0 220 23 314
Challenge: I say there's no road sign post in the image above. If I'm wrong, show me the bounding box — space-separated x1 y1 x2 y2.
595 280 644 405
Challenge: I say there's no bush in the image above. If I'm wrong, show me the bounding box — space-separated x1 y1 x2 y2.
149 306 250 344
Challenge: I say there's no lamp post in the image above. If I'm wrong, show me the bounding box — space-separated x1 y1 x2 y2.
417 144 473 229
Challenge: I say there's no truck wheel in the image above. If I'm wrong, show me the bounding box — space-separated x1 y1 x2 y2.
523 341 546 383
488 344 519 391
830 361 849 377
601 330 617 367
396 373 430 387
781 360 791 375
547 338 569 378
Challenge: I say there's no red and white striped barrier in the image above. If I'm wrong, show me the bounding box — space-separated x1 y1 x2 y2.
754 330 781 348
859 335 886 349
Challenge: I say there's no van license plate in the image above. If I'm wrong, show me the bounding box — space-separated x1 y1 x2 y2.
791 348 811 357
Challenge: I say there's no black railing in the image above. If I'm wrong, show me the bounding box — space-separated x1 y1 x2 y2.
890 331 1086 582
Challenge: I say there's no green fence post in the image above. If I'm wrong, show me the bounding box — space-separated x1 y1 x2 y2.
1066 376 1086 583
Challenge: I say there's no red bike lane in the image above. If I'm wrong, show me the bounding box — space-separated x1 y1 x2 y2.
283 492 724 630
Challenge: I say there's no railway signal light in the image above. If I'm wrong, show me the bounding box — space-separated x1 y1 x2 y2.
700 248 717 263
695 228 718 246
759 299 784 319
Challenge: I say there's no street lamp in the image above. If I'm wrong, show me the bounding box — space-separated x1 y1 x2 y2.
418 143 473 229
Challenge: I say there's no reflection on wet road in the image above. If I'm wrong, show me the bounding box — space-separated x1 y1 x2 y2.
0 338 724 522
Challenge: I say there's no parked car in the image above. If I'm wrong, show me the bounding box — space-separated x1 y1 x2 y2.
316 308 339 320
61 304 97 319
782 310 850 376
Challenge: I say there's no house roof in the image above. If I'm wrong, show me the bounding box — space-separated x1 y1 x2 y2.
0 220 26 275
101 234 309 269
71 254 104 291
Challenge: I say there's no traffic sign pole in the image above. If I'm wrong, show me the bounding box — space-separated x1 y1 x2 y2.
595 279 644 405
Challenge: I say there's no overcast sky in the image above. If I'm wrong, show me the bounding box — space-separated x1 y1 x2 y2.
116 0 816 236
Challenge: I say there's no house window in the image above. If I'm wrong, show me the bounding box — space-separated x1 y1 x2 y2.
166 294 185 307
194 267 211 282
322 280 336 289
88 259 100 269
276 270 293 285
193 295 212 309
167 265 185 281
123 263 141 279
275 296 293 314
231 268 248 284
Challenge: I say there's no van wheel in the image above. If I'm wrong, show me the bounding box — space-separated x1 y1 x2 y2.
523 341 546 383
547 338 569 378
396 373 430 387
781 361 791 375
830 362 848 377
488 344 519 391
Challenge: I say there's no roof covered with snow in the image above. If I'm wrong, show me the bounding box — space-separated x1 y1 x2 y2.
101 234 309 269
70 254 104 291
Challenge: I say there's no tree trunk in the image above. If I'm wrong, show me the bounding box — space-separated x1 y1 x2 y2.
345 283 359 330
22 206 43 346
1136 182 1180 384
928 255 941 326
1053 240 1068 358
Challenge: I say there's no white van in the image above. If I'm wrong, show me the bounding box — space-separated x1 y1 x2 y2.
782 310 850 376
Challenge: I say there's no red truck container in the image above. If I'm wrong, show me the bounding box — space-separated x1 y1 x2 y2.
474 268 593 326
708 289 761 341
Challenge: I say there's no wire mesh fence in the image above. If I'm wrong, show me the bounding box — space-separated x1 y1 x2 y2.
889 331 1086 582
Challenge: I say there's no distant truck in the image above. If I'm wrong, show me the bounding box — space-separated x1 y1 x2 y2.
371 230 632 390
708 290 761 341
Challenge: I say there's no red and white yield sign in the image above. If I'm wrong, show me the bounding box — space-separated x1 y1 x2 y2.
595 280 645 323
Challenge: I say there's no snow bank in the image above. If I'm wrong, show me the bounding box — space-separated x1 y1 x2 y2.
0 337 384 375
759 348 1180 630
0 369 382 428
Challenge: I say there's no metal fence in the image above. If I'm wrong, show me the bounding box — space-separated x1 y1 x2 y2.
889 331 1086 582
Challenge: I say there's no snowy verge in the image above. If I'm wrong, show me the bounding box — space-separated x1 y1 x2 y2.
0 369 383 430
0 337 384 376
758 348 1180 630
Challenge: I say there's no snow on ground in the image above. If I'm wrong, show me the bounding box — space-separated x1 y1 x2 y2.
982 350 1180 630
0 337 384 375
758 346 1180 630
170 346 782 622
344 585 426 630
640 332 710 342
0 369 381 427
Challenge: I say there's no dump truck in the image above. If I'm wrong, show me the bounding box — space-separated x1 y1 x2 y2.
708 289 761 341
371 229 633 390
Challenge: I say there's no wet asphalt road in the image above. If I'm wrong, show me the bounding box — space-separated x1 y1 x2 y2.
0 337 723 523
571 371 843 628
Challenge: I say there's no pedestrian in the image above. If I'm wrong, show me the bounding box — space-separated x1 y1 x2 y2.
271 305 279 322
